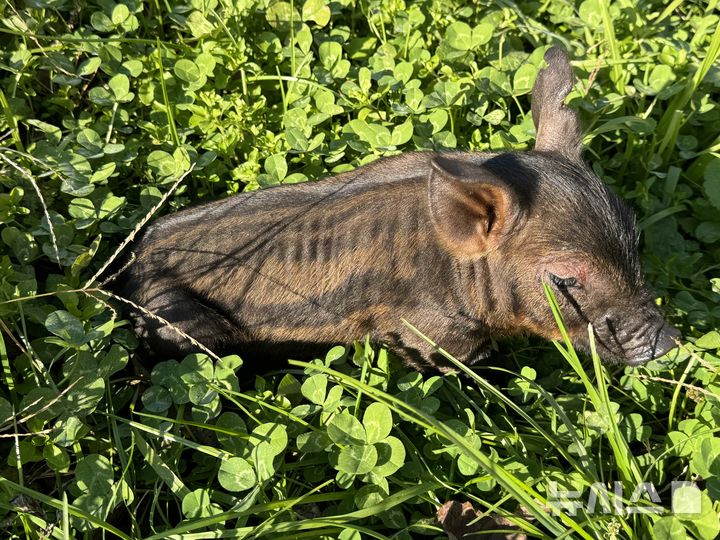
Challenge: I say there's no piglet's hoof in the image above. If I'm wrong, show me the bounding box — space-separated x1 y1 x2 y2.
436 500 527 540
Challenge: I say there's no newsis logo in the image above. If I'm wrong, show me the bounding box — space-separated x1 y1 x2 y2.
547 481 702 516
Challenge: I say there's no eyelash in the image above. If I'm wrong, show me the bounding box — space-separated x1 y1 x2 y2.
549 273 579 289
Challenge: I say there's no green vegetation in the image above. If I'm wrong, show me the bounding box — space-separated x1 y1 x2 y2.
1 0 719 538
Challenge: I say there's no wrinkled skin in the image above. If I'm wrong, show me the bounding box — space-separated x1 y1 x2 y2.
114 47 679 370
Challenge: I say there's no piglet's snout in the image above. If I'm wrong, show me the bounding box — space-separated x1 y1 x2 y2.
625 324 681 366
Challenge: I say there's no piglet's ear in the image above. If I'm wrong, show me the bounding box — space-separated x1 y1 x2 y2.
428 156 519 257
531 47 583 160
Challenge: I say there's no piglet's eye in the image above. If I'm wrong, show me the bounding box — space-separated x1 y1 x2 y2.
549 273 579 289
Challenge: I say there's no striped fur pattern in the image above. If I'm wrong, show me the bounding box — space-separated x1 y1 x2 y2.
120 153 509 370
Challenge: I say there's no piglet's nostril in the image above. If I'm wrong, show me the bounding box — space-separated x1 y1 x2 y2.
605 316 616 332
650 325 681 359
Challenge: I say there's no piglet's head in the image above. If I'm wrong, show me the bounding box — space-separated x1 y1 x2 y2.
427 47 679 365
